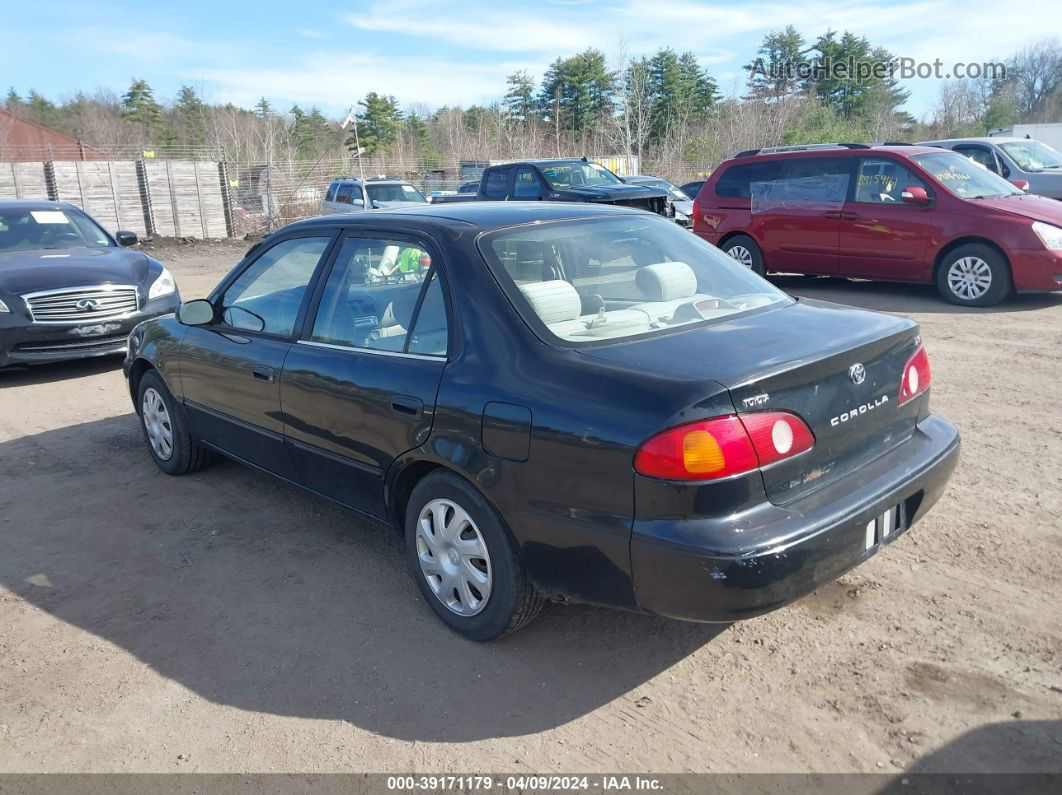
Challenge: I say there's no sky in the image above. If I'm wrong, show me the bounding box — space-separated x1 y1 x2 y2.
2 0 1058 121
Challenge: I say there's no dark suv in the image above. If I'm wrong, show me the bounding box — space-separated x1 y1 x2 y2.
692 143 1062 306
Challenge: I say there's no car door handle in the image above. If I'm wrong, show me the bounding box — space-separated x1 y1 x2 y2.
822 210 858 220
391 395 424 417
251 365 275 383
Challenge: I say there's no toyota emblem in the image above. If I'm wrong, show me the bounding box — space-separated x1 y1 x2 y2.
75 299 100 312
849 363 866 385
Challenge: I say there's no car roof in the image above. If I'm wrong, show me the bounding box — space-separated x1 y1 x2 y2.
331 178 412 185
918 137 1031 145
287 201 649 231
725 144 940 164
624 176 667 183
0 199 80 211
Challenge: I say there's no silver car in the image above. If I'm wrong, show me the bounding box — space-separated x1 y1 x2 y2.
917 137 1062 200
321 178 429 214
622 176 695 226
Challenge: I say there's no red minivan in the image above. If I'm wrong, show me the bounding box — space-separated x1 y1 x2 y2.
692 143 1062 306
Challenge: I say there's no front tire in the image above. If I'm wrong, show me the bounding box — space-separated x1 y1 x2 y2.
405 471 544 640
722 234 766 276
936 243 1012 307
137 370 211 475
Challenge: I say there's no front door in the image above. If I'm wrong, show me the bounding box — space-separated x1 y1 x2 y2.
837 156 936 281
179 233 336 477
280 234 450 519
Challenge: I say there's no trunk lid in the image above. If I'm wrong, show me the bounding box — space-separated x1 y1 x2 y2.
579 298 924 504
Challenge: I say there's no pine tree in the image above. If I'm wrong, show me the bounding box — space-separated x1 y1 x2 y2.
504 70 537 123
121 79 165 140
4 87 21 112
26 90 63 129
175 85 207 148
346 92 403 155
538 49 615 137
255 97 273 118
745 26 807 101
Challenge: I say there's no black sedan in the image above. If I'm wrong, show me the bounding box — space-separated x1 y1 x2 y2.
124 203 959 640
0 201 180 369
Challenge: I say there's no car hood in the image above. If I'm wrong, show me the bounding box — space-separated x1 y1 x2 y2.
0 247 151 295
558 183 668 202
373 200 430 209
968 192 1062 225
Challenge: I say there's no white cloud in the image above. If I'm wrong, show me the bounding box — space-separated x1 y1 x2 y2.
298 30 329 40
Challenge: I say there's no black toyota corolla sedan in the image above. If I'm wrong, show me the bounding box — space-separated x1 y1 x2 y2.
124 203 959 640
0 200 180 370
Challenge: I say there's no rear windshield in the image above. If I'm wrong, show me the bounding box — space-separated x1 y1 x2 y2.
478 215 789 346
366 183 427 203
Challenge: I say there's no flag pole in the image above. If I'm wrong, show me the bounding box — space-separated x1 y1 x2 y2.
342 103 366 182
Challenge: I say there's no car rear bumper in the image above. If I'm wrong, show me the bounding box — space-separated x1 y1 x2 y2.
0 294 180 368
630 414 960 622
1009 248 1062 292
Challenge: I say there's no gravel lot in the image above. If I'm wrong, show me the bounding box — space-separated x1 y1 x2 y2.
1 238 1060 774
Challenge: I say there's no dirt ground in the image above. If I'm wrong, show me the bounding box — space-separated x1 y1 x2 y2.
1 238 1059 775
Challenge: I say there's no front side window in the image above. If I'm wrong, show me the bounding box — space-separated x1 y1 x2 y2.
220 236 331 336
998 140 1062 172
310 236 444 354
513 168 542 199
0 207 111 252
539 161 622 190
480 215 789 345
335 184 353 204
910 151 1023 199
854 158 930 204
954 145 999 174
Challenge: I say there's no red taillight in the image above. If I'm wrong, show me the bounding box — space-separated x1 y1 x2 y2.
634 412 814 481
419 253 432 268
898 344 931 405
692 198 701 229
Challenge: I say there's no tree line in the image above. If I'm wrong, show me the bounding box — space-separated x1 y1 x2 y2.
3 33 1059 182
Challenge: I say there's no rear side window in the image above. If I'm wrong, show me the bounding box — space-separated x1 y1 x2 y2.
751 157 851 211
483 169 512 199
326 182 339 202
310 236 443 355
854 158 929 203
714 161 783 198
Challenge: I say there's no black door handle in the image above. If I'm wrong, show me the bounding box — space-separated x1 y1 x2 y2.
252 365 275 383
391 395 424 417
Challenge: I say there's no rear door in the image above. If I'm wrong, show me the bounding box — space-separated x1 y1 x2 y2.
747 156 851 274
838 156 936 280
179 233 336 477
279 232 450 519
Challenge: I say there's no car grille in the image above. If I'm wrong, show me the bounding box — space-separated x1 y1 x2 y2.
612 197 668 216
14 336 128 354
24 286 139 324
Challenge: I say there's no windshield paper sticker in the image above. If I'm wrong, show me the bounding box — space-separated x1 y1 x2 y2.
30 211 70 224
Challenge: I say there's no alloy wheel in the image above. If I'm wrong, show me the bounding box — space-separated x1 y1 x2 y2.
142 387 174 461
727 245 754 269
947 256 992 301
416 498 492 616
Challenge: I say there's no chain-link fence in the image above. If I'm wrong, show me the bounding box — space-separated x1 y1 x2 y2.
2 145 706 239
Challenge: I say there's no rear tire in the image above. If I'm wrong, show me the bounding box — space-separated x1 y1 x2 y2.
405 471 544 640
936 243 1012 307
137 370 211 475
722 234 766 277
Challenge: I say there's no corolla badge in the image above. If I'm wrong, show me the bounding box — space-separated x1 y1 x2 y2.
75 299 100 312
848 363 866 385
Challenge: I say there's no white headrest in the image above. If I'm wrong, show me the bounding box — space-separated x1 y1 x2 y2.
518 280 582 324
636 262 698 301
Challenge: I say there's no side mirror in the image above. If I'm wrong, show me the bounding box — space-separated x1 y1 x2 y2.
352 198 364 207
900 186 930 205
115 230 138 247
1000 162 1011 178
1010 179 1030 192
370 200 382 209
177 299 215 326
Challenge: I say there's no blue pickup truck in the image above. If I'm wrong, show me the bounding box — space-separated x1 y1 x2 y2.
433 158 670 216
